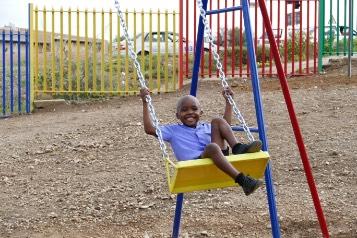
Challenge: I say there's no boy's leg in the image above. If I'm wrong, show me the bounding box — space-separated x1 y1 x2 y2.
211 117 238 148
202 143 263 196
211 117 262 154
201 143 239 179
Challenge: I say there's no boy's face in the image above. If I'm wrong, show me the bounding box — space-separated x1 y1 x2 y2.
176 96 202 128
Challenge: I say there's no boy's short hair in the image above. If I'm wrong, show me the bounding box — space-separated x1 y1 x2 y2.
176 95 201 113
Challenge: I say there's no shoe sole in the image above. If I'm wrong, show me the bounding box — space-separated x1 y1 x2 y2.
246 141 262 153
244 180 263 196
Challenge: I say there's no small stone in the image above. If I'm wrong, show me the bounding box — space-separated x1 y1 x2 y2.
48 212 58 218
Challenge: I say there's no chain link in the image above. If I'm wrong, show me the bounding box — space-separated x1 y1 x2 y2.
114 1 173 165
197 0 254 142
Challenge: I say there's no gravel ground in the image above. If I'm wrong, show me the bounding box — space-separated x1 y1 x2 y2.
0 69 356 238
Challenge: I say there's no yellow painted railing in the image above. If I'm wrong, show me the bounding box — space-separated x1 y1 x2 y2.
31 4 179 98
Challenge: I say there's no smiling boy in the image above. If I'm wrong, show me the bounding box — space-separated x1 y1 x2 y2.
140 88 263 195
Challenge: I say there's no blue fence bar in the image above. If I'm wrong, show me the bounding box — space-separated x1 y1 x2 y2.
18 31 22 112
2 31 5 115
0 29 30 117
25 31 30 113
10 31 14 113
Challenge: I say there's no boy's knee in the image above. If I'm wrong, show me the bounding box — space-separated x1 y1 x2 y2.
205 143 221 153
211 117 225 126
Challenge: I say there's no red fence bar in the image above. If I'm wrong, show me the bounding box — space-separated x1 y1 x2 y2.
269 0 273 75
299 2 303 74
306 0 310 74
231 0 235 77
179 0 183 88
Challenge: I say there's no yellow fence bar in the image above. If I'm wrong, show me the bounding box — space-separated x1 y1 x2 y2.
125 10 129 94
51 8 55 93
43 7 47 92
34 6 38 94
101 9 105 93
173 10 176 91
68 8 72 93
76 8 80 92
141 10 145 83
92 9 97 92
29 4 34 110
60 7 64 92
117 13 121 93
31 7 179 98
109 9 113 94
132 9 137 93
85 9 88 91
165 10 168 92
157 9 161 92
149 10 153 90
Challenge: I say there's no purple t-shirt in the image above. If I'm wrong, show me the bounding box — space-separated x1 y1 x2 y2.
160 123 211 161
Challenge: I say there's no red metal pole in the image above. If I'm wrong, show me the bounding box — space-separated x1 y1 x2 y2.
257 1 330 237
179 0 183 89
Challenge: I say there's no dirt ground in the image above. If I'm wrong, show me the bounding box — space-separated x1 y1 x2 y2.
0 66 356 237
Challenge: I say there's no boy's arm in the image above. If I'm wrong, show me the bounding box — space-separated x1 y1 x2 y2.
140 88 157 136
222 87 233 125
223 100 233 125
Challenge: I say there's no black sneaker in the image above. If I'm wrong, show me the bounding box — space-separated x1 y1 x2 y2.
232 141 262 154
235 173 263 196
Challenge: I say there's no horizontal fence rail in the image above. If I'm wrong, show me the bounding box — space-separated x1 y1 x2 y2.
0 30 30 117
179 0 320 82
31 5 181 98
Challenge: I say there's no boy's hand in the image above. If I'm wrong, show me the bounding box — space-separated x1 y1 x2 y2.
140 88 150 102
222 86 234 102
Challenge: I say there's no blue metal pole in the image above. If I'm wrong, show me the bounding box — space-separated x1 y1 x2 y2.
18 31 22 113
10 31 14 113
190 0 208 96
172 193 184 238
241 0 280 237
25 31 30 113
2 31 6 116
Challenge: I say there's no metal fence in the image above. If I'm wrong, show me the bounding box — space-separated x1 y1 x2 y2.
319 0 357 64
30 4 180 98
179 0 320 85
0 30 30 117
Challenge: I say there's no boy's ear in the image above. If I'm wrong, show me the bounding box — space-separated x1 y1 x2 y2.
200 110 203 115
176 112 180 119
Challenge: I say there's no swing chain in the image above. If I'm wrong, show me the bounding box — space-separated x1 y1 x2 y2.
197 0 254 142
113 1 173 165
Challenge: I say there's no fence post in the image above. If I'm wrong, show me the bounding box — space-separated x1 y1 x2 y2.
318 0 325 72
29 3 34 111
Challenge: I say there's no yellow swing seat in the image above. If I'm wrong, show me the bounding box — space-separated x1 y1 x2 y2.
169 151 270 194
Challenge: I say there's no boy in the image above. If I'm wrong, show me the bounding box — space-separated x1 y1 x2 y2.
140 87 263 195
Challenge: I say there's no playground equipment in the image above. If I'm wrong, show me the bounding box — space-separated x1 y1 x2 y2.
114 0 330 237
